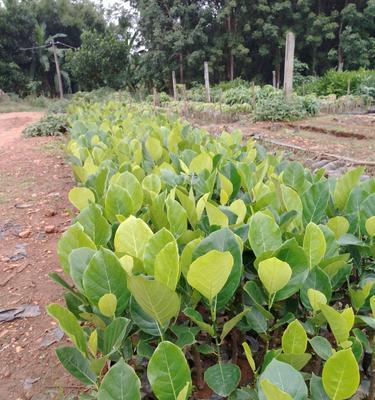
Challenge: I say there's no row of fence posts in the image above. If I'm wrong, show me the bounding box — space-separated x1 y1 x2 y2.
154 31 296 106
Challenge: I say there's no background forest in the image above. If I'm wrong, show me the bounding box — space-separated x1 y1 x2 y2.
0 0 374 96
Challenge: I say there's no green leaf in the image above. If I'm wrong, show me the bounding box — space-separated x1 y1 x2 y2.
280 185 303 227
310 374 329 400
193 228 242 309
105 183 133 222
303 222 326 269
143 228 175 275
176 189 198 228
114 216 153 259
327 216 350 240
258 257 292 295
75 204 111 246
47 304 86 354
187 250 233 303
283 161 305 192
307 288 327 312
204 363 241 397
334 167 364 210
260 379 293 400
68 187 95 210
128 275 180 327
248 212 282 257
180 238 201 278
98 293 117 318
154 240 180 291
320 304 351 346
147 341 192 400
349 281 374 311
183 307 215 336
115 172 144 213
176 383 190 400
166 197 188 237
242 342 256 372
57 222 96 273
300 267 332 311
83 248 130 314
98 359 141 400
220 308 251 343
277 353 311 370
56 346 96 385
130 298 161 336
102 317 131 356
322 349 360 400
69 248 96 293
258 359 308 400
281 320 307 354
309 336 333 360
301 181 329 225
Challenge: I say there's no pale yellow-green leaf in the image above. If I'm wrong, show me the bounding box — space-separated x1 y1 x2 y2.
260 379 293 400
333 167 364 210
88 330 98 356
322 349 360 400
98 293 117 318
154 241 180 291
303 222 326 269
180 238 201 278
187 250 233 303
341 307 355 332
189 152 212 173
308 288 327 312
120 255 134 275
83 156 98 177
242 342 256 372
145 136 163 161
196 193 209 220
219 173 233 205
220 308 250 343
128 275 180 326
68 187 95 210
320 304 350 346
258 257 292 295
370 296 375 317
229 199 247 224
327 216 350 239
365 216 375 237
282 320 307 354
280 184 303 227
114 216 153 259
205 201 228 227
177 382 190 400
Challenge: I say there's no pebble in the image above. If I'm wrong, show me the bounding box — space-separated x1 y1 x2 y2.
18 230 31 239
45 225 56 234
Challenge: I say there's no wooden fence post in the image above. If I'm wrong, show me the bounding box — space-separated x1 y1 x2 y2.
153 87 160 108
272 71 276 88
283 31 295 101
172 71 177 100
204 61 211 103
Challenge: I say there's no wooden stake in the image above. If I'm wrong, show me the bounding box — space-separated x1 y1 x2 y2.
172 71 177 100
272 71 276 88
283 31 295 101
51 38 63 99
204 61 211 103
347 78 351 95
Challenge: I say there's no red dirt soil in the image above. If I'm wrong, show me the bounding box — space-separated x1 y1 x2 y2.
0 112 82 399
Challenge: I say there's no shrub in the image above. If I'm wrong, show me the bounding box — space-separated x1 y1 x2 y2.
48 101 374 400
22 113 69 137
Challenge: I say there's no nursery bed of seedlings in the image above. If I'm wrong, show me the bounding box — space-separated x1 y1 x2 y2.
48 101 375 399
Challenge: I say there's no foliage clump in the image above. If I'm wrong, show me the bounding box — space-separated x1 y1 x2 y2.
22 113 69 137
47 101 375 400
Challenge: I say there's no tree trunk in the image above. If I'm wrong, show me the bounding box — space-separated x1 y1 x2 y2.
179 53 184 84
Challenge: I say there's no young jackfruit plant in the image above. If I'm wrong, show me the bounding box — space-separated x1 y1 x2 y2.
48 101 375 400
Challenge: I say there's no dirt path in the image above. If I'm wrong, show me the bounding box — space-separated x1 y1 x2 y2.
0 113 80 399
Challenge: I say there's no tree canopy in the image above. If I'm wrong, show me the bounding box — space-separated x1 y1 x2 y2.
0 0 374 95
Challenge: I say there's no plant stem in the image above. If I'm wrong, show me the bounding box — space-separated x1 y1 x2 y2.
192 345 204 390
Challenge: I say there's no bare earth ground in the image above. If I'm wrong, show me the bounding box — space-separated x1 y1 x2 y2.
0 111 373 400
0 112 81 400
197 113 375 170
